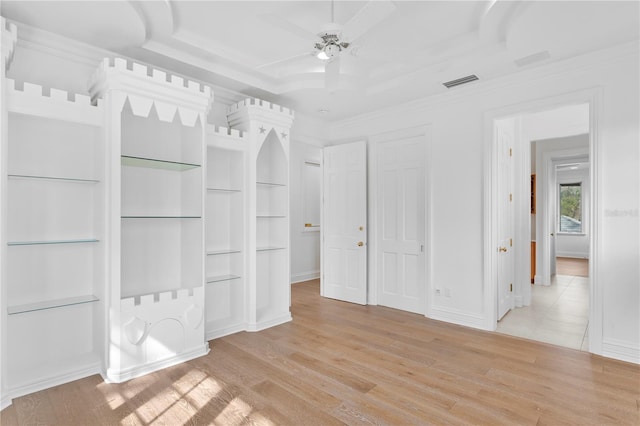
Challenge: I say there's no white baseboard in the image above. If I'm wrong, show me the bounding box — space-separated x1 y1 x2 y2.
103 344 210 383
601 338 640 364
246 313 292 332
429 306 487 331
8 361 101 402
1 393 13 410
291 270 320 284
514 295 523 307
205 323 246 341
556 252 589 259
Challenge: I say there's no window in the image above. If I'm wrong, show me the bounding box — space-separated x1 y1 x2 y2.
559 182 582 233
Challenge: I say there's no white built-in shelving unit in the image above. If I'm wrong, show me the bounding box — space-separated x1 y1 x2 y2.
0 18 296 407
2 77 105 398
89 58 212 383
227 98 294 331
204 126 248 339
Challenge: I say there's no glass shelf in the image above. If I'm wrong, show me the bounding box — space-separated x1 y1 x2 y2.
207 188 242 193
257 214 286 218
121 155 200 171
207 274 241 283
257 181 286 187
207 249 241 256
8 239 99 246
121 216 201 219
8 174 99 184
8 294 99 315
257 246 286 252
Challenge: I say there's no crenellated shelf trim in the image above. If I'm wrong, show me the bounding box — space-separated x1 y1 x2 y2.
6 79 103 126
226 97 295 132
227 98 294 117
88 57 213 127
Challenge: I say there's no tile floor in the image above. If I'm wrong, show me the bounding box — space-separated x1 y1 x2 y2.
496 274 589 351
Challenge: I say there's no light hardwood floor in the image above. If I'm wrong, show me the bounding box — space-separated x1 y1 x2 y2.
2 280 639 425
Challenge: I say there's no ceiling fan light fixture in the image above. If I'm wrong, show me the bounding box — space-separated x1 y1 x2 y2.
317 42 342 60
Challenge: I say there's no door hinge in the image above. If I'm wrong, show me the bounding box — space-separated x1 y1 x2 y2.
509 193 513 202
510 283 513 292
509 148 512 157
510 238 513 247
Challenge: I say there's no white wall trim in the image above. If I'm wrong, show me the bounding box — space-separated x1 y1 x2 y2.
8 361 101 403
103 344 209 384
555 251 589 259
429 307 486 331
1 394 11 411
205 323 247 341
602 338 640 365
291 270 320 284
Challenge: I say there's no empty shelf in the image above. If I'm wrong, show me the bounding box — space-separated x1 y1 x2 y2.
207 274 241 283
256 181 286 187
8 294 99 315
121 155 200 171
8 239 99 246
207 188 242 193
207 249 241 256
256 246 286 252
8 174 99 183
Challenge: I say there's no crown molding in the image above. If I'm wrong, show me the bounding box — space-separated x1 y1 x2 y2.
7 19 246 106
330 39 640 140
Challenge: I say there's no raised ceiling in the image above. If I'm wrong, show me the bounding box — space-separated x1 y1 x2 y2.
2 1 638 121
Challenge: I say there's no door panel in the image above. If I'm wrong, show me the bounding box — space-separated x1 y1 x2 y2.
496 120 515 320
322 141 367 305
377 136 426 314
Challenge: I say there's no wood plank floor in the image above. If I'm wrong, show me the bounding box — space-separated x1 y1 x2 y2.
2 279 638 425
556 257 589 277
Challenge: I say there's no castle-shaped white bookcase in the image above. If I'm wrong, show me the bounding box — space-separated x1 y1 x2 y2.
0 20 296 407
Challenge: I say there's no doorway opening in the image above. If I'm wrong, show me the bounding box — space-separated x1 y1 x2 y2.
486 98 596 352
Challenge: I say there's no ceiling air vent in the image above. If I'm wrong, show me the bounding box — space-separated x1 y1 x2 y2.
443 74 479 89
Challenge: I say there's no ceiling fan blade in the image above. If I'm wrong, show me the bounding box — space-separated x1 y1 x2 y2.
256 51 316 69
325 58 340 92
342 0 396 43
258 13 321 43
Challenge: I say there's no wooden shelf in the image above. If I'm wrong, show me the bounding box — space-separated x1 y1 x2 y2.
8 294 99 315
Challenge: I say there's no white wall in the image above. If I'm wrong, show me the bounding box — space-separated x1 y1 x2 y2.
331 41 639 363
289 141 322 283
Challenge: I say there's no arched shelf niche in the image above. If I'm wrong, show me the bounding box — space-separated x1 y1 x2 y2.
255 129 289 323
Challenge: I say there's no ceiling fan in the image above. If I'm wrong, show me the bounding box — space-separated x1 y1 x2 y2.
258 0 396 91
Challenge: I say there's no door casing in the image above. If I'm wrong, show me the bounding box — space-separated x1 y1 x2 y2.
483 88 602 354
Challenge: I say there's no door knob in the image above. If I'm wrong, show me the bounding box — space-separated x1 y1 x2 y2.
498 247 507 252
357 241 364 247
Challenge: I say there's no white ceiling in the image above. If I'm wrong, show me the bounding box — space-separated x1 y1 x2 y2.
2 1 639 122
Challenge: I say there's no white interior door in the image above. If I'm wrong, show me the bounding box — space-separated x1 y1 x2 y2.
322 141 367 305
496 120 514 320
377 137 426 314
